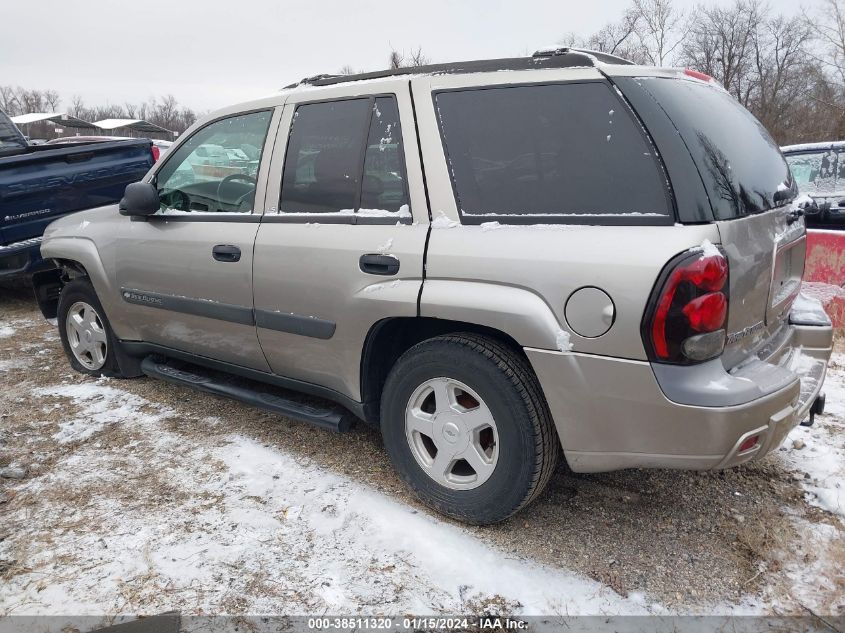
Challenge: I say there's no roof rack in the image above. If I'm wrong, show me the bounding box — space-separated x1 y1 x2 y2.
283 47 634 89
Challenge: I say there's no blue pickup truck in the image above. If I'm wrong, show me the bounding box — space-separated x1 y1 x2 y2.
0 109 154 281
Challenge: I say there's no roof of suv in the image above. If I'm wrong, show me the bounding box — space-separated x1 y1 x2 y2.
282 48 634 89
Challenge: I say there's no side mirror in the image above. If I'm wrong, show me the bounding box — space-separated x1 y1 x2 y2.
119 182 160 217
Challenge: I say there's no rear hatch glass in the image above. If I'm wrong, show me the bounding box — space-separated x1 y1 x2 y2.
630 77 803 367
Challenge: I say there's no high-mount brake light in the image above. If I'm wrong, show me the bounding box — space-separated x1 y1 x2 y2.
644 248 729 364
683 69 715 83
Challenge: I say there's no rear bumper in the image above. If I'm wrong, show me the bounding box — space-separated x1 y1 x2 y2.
0 237 46 279
527 310 833 473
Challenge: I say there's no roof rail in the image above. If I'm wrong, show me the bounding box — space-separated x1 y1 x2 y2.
283 48 634 89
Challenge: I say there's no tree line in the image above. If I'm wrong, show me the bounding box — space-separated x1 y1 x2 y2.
562 0 845 145
0 87 196 139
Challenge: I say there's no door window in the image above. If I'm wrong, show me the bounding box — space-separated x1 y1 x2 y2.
280 97 409 214
155 110 272 214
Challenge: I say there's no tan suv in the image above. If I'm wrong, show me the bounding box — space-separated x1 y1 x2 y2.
32 49 833 524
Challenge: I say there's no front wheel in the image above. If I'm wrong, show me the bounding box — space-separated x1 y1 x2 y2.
380 333 559 524
57 279 124 377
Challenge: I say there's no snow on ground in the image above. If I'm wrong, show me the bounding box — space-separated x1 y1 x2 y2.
784 355 845 519
1 379 655 619
759 352 845 615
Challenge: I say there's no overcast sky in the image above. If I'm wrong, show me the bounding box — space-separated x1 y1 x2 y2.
2 0 807 114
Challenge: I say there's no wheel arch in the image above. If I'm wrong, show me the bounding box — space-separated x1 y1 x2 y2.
359 316 531 425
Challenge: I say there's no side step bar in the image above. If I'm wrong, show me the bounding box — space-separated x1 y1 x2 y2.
140 356 354 433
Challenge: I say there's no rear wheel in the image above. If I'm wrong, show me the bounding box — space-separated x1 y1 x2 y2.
381 333 559 524
57 279 124 377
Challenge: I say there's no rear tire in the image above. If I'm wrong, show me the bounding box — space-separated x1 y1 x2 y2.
57 279 125 378
380 333 559 524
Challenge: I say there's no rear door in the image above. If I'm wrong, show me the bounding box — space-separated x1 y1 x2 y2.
621 76 803 368
253 81 429 401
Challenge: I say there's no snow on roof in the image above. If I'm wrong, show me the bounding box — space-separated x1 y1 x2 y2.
781 140 845 153
10 112 97 129
92 118 172 135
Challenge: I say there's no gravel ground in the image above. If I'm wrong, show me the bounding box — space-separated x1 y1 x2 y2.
1 286 843 617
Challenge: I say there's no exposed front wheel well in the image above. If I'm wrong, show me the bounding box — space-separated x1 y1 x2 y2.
359 317 529 425
31 259 90 319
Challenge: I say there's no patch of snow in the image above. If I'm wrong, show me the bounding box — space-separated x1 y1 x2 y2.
698 239 722 258
34 383 168 444
363 283 385 293
555 329 573 352
790 291 832 326
782 353 845 519
480 221 503 232
376 238 394 253
431 212 459 229
0 326 15 339
2 381 653 618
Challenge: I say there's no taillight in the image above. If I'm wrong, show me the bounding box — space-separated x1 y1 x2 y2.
643 244 729 364
151 145 161 162
683 69 714 83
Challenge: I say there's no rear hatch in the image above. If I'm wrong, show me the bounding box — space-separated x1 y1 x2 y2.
628 76 803 369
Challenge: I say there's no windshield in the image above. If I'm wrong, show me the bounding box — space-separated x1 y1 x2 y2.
0 110 27 157
634 77 795 220
785 150 845 197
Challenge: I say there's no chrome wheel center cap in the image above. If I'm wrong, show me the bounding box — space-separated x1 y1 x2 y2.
441 421 461 444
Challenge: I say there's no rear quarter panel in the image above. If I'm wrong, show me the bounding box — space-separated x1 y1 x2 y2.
412 73 721 357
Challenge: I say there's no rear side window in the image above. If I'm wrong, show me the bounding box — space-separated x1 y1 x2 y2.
0 111 26 157
434 82 671 220
281 97 410 214
633 78 794 220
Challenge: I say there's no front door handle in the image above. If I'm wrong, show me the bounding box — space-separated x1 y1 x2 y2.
212 244 241 262
359 253 400 275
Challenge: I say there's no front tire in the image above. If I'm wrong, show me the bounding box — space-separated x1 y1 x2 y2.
57 279 124 377
381 333 559 524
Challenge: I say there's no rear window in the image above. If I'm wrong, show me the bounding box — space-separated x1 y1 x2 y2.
785 149 845 197
634 78 795 220
434 82 671 221
0 111 26 156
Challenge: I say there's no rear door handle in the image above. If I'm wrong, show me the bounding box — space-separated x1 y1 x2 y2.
359 253 400 275
212 244 241 262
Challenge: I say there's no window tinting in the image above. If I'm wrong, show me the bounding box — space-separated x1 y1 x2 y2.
361 97 409 212
281 97 409 214
281 99 369 214
434 82 670 218
635 78 795 220
156 110 272 214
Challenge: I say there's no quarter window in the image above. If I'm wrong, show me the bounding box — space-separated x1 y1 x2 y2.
281 96 409 214
434 83 671 219
155 110 272 214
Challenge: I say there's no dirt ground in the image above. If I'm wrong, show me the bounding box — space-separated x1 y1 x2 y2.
1 285 843 618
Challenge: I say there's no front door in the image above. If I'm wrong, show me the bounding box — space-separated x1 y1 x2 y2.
113 108 279 370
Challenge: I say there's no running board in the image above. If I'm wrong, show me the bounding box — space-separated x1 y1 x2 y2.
140 356 354 433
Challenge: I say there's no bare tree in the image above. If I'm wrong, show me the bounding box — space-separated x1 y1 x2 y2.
631 0 687 66
43 90 61 113
388 47 430 69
